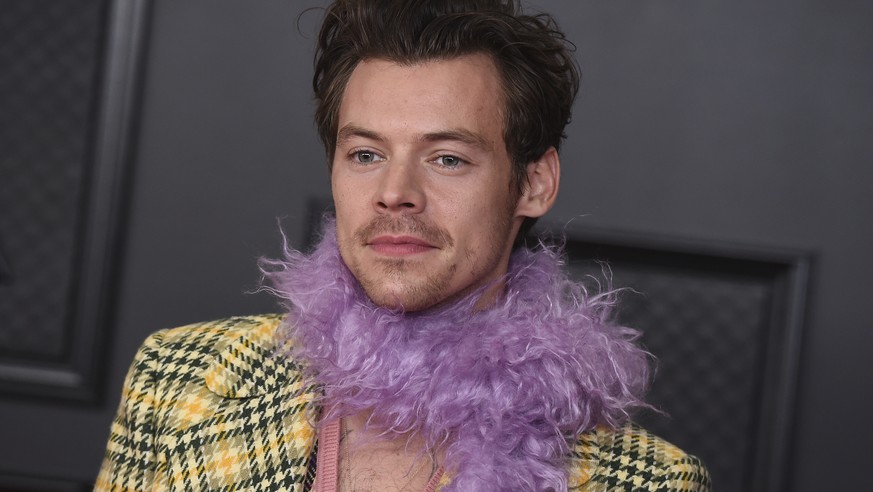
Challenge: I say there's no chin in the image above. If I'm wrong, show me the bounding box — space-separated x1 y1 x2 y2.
360 278 457 312
364 289 438 312
355 265 459 312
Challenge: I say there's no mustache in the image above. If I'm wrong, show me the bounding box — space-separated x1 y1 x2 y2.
354 215 454 248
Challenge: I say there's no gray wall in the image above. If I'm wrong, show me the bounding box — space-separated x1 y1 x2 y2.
1 0 870 489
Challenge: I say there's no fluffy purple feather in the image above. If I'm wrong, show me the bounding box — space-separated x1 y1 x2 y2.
261 218 650 491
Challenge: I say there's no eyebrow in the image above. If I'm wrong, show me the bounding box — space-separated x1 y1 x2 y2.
336 125 385 145
336 124 493 152
419 129 492 152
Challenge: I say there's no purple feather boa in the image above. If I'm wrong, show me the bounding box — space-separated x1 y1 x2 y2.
262 219 650 491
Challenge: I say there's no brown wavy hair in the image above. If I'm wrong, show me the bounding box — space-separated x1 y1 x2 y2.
313 0 579 229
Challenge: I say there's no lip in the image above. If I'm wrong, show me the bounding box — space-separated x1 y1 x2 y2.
367 235 437 256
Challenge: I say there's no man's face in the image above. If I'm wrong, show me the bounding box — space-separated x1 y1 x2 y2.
331 54 526 311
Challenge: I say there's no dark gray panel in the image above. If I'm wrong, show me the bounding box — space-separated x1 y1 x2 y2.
0 0 150 401
556 224 809 492
0 0 107 359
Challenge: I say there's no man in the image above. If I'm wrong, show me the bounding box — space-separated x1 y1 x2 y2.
98 1 710 490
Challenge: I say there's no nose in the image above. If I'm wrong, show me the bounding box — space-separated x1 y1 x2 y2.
373 159 425 214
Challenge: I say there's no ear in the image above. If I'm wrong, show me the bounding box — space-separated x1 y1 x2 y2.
515 146 560 219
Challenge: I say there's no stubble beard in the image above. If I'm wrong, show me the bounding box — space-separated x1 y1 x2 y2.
341 212 515 312
363 256 458 311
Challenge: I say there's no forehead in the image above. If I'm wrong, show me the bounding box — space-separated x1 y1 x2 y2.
337 54 506 142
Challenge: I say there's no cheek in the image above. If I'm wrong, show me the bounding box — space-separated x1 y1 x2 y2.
332 180 360 221
332 203 357 255
331 170 356 202
333 174 375 223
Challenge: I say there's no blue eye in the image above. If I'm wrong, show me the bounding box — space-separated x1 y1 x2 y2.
435 155 464 168
353 150 382 164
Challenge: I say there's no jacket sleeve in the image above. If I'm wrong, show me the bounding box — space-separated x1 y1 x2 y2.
664 454 712 492
95 330 166 491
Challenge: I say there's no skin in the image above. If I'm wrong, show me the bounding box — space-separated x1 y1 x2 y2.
337 412 440 492
331 53 561 313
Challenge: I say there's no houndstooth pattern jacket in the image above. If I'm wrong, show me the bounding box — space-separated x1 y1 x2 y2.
96 314 711 491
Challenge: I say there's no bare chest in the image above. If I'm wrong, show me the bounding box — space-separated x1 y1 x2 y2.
315 413 443 492
339 445 440 492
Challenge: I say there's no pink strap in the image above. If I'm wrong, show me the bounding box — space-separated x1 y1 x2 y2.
424 465 446 492
313 419 341 492
314 419 445 491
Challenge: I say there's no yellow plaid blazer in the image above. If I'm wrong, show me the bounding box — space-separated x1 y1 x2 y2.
96 314 711 491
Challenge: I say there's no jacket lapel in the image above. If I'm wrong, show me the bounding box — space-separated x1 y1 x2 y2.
568 429 601 490
203 317 301 398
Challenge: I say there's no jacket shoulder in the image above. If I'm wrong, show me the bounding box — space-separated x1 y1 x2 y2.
132 314 290 397
156 313 286 350
570 422 711 491
97 314 317 491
